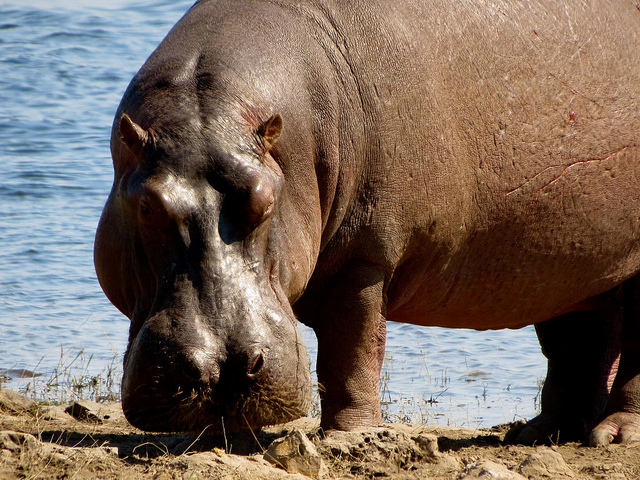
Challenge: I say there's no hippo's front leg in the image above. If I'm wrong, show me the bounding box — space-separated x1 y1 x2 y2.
310 260 388 430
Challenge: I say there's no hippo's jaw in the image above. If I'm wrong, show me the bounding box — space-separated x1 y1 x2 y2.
121 362 312 434
120 306 312 433
122 388 308 433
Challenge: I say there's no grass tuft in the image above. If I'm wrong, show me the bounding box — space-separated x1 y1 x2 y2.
14 346 122 405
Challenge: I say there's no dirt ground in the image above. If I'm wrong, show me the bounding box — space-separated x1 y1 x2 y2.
1 388 639 480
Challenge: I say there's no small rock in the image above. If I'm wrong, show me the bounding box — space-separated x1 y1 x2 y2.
64 400 123 424
0 388 37 414
217 453 274 471
413 433 440 458
39 405 70 422
176 451 310 479
462 460 528 479
179 451 220 471
265 429 327 478
435 454 463 471
0 431 39 453
518 448 575 478
65 402 103 423
153 472 174 480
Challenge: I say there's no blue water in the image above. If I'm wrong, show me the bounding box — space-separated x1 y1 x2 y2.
0 0 546 428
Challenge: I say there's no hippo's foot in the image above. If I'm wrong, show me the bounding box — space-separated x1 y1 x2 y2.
504 413 586 445
590 412 640 446
505 412 640 446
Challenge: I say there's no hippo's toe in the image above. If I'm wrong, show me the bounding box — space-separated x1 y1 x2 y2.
590 412 640 446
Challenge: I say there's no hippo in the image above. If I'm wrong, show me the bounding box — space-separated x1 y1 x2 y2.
95 0 640 446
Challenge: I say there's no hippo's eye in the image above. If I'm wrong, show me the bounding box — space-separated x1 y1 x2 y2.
138 194 173 232
139 198 153 223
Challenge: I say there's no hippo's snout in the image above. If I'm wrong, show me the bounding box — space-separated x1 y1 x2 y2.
121 310 311 433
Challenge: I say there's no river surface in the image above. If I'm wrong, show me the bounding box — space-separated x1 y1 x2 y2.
0 0 546 428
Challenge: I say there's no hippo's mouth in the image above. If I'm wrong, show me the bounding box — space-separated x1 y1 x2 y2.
122 378 310 433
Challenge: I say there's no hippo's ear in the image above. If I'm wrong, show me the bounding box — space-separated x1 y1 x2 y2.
120 113 149 155
256 114 282 152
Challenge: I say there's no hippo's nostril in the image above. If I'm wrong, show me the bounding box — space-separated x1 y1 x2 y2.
179 349 216 386
248 352 264 376
181 359 204 383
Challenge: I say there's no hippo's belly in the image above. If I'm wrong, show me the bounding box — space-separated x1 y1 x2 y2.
385 144 640 329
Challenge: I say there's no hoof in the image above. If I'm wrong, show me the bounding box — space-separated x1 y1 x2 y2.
503 414 586 445
590 412 640 446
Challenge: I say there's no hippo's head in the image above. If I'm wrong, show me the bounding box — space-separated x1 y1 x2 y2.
94 103 313 432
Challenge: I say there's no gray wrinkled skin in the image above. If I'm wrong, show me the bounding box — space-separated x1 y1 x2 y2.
95 0 640 444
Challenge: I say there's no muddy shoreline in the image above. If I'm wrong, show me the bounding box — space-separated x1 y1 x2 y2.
1 387 638 479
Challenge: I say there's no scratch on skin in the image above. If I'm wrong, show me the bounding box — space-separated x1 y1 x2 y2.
537 146 629 192
548 73 602 108
505 165 559 197
505 145 633 197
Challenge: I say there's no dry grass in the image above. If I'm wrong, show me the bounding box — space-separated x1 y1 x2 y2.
1 346 122 406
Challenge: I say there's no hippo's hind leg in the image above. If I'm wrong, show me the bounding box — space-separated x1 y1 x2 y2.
505 291 622 445
591 277 640 445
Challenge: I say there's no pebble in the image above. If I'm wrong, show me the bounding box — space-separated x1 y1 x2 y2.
265 428 327 478
0 430 39 453
0 388 37 414
462 459 528 479
518 448 575 478
64 399 124 424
